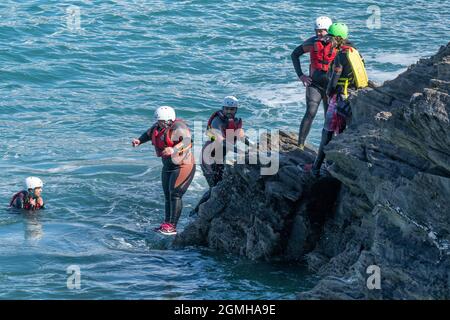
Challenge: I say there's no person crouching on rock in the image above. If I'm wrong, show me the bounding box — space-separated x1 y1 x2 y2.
10 177 45 211
311 22 368 176
191 96 249 216
132 106 195 236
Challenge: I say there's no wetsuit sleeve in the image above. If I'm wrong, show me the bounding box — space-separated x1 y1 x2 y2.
210 116 238 151
291 37 315 78
210 117 225 136
244 136 253 146
326 52 345 96
10 192 23 208
291 45 306 78
138 126 154 144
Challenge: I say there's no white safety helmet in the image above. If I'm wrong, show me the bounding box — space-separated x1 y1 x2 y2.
154 106 176 122
25 177 43 190
223 96 239 108
315 16 333 30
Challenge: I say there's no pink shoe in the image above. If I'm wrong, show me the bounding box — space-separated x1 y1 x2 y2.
154 222 170 232
159 223 177 236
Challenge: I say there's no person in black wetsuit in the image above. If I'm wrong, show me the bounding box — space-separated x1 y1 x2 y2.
10 177 45 211
190 96 248 216
132 106 195 236
291 16 336 150
201 96 246 187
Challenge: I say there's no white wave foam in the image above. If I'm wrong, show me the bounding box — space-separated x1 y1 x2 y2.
246 82 305 108
243 82 306 126
44 164 80 174
371 52 426 66
367 67 407 84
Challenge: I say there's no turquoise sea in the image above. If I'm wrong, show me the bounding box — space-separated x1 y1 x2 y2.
0 0 449 299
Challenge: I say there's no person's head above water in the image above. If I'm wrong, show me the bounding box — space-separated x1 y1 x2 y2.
25 176 43 197
154 105 176 128
314 16 332 38
222 96 238 118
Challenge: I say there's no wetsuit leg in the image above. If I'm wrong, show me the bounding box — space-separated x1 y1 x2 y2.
201 141 214 188
161 170 171 223
202 162 224 187
321 91 329 117
201 162 217 188
168 161 196 227
298 85 323 145
312 129 333 175
201 141 225 188
195 162 224 215
192 188 211 215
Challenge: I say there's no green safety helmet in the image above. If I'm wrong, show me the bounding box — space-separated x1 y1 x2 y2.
328 22 348 39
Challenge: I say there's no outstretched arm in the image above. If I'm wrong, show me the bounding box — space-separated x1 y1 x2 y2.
132 125 155 147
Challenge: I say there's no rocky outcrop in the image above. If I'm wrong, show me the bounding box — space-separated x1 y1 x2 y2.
299 42 450 300
174 132 341 261
175 43 450 299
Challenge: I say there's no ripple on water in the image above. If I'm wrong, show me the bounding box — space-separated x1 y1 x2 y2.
0 0 448 299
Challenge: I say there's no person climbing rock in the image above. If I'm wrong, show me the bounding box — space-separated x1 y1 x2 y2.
132 106 195 235
291 16 336 150
10 177 45 211
191 96 248 216
311 22 368 176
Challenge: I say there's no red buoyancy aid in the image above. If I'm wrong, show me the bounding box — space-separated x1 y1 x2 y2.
151 119 191 158
10 191 43 210
310 39 337 73
207 110 242 139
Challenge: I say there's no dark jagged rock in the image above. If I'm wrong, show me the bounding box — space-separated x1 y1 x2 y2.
299 42 450 300
175 43 450 299
174 131 340 261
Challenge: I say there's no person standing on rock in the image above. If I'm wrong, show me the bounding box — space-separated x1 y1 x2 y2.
132 106 196 235
191 96 248 216
310 22 368 176
291 16 336 150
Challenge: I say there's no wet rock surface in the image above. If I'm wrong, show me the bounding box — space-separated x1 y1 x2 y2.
175 43 450 299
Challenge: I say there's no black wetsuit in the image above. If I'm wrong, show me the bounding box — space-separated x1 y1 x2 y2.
313 47 356 175
201 113 242 188
291 36 331 146
139 121 196 227
192 112 243 215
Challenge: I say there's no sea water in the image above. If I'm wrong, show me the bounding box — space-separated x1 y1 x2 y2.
0 0 448 299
